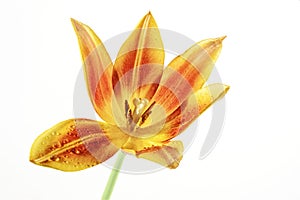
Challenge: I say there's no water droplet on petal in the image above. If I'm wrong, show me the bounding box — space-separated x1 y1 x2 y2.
75 149 81 154
50 156 60 162
62 139 69 144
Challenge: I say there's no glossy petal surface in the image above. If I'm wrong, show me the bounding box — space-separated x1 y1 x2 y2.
72 19 115 124
151 84 230 142
137 141 183 169
30 119 120 171
111 12 164 127
150 37 225 119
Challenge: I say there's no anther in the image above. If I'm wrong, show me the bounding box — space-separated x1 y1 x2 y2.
125 100 130 117
125 100 133 124
133 98 149 115
139 101 155 126
132 98 149 123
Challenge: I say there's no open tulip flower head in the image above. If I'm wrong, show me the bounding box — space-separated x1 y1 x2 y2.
30 12 229 199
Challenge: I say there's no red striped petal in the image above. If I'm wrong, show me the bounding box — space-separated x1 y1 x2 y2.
150 37 225 118
111 12 164 127
71 19 115 124
30 119 121 171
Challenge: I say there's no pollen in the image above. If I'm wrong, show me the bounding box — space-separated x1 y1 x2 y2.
132 98 149 122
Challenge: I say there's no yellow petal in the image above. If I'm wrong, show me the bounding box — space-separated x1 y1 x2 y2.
103 128 161 154
162 83 230 140
111 12 164 127
168 36 225 90
71 19 115 124
153 84 230 142
136 141 183 169
150 37 225 118
30 119 120 171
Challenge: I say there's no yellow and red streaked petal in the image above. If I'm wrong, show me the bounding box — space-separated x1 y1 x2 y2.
113 12 164 96
111 67 164 129
136 141 183 169
102 128 161 155
111 12 164 126
106 84 228 154
150 37 225 117
30 119 122 171
71 19 115 124
150 84 230 142
178 83 230 131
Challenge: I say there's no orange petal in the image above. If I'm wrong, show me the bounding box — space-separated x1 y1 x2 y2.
111 12 164 127
136 141 183 169
150 37 225 117
71 19 115 124
30 119 121 171
153 84 230 142
179 83 230 130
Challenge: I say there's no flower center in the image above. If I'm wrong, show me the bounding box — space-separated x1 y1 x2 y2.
125 98 155 132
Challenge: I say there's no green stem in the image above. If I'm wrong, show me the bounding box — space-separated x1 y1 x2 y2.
101 151 126 200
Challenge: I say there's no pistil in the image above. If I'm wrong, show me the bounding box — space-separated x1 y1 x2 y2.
124 98 155 131
132 98 149 123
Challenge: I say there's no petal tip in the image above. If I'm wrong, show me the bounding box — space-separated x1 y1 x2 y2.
138 11 157 28
29 154 41 167
29 158 38 166
214 83 230 96
70 18 87 33
223 84 230 92
70 18 78 25
215 84 230 99
223 84 230 95
145 11 154 21
167 156 183 169
29 156 35 164
70 18 81 31
219 35 227 42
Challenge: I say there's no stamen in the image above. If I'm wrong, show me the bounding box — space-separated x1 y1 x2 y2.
125 100 133 124
139 101 155 126
125 98 155 130
128 110 133 124
125 100 129 117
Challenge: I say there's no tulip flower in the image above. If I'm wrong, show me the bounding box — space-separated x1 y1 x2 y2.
30 12 229 199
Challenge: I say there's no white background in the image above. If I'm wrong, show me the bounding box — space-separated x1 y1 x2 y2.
1 0 300 199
